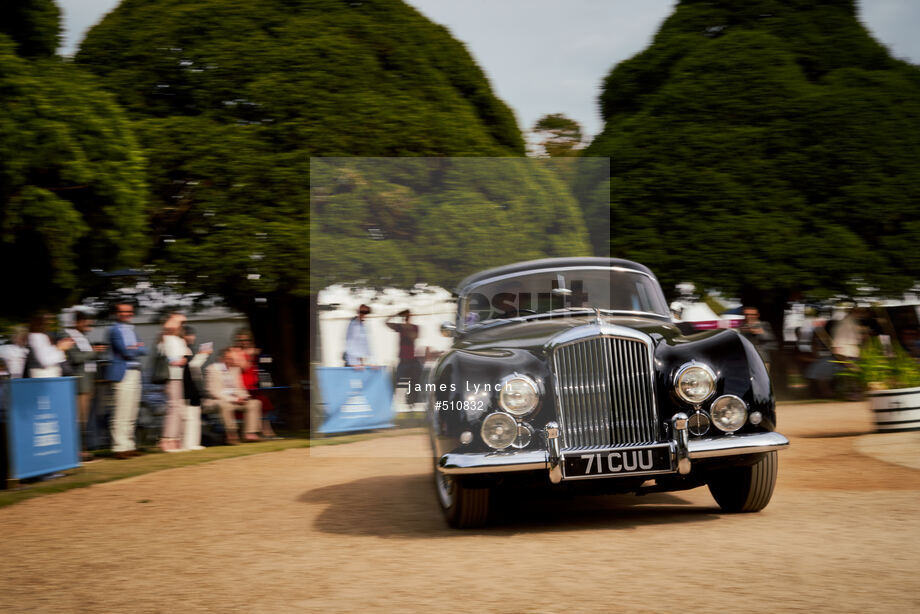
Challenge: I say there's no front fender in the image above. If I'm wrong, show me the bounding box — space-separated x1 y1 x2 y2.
653 329 776 432
428 347 554 460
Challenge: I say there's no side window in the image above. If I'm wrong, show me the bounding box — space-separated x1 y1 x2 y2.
463 293 490 325
635 281 650 312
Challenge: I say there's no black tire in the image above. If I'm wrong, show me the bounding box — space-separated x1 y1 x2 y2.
707 451 778 513
435 470 490 529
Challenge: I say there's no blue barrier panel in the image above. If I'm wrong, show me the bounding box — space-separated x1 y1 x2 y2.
316 367 394 434
5 378 79 479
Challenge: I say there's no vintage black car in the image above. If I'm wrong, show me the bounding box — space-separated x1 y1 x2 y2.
428 257 788 528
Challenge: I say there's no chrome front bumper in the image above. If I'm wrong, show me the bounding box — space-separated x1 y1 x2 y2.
688 431 790 459
437 427 789 482
438 450 549 475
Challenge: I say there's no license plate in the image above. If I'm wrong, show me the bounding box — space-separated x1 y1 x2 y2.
562 444 674 480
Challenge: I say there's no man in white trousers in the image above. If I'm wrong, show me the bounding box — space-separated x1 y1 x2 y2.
107 303 146 459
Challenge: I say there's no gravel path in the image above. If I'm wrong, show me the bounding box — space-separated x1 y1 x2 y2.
1 402 918 613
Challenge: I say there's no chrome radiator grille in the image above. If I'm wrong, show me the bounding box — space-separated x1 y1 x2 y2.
552 336 659 449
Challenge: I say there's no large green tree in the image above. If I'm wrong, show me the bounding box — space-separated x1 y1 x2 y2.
0 0 60 58
0 34 148 319
77 0 590 425
581 0 920 328
532 114 584 158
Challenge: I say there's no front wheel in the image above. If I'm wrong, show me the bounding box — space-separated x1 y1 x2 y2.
707 451 778 513
435 470 490 528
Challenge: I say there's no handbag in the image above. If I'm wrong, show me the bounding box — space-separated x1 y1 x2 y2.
151 347 170 385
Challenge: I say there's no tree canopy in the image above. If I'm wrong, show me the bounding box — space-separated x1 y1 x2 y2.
75 0 592 424
0 34 148 319
76 0 532 310
0 0 60 58
581 0 920 313
532 113 584 158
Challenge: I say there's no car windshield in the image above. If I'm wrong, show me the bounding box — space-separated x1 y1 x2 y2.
459 267 669 329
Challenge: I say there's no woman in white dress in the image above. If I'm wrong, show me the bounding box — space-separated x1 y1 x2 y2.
158 314 190 452
27 312 73 378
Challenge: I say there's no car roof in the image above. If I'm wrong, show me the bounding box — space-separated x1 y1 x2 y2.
456 257 656 292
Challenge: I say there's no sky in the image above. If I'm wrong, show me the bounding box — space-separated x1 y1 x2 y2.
58 0 920 139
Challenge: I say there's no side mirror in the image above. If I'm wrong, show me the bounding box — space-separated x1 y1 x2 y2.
440 321 457 337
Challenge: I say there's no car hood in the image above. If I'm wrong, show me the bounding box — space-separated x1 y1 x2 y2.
455 314 689 354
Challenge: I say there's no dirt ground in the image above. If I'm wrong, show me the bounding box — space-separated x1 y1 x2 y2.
1 402 919 613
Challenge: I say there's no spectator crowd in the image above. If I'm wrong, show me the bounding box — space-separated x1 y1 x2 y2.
3 298 918 473
0 303 281 463
742 304 920 399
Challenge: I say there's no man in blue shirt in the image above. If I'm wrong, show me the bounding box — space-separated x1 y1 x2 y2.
344 304 372 368
107 303 146 458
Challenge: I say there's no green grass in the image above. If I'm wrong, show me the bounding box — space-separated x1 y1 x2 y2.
0 427 425 509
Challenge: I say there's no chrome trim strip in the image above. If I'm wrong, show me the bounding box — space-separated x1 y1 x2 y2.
598 338 612 443
437 451 549 475
462 265 657 293
551 351 570 447
544 320 650 350
611 335 624 443
688 432 790 459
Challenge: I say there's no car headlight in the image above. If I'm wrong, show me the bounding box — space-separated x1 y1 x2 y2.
481 412 518 450
710 395 748 432
674 362 716 404
498 374 540 417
